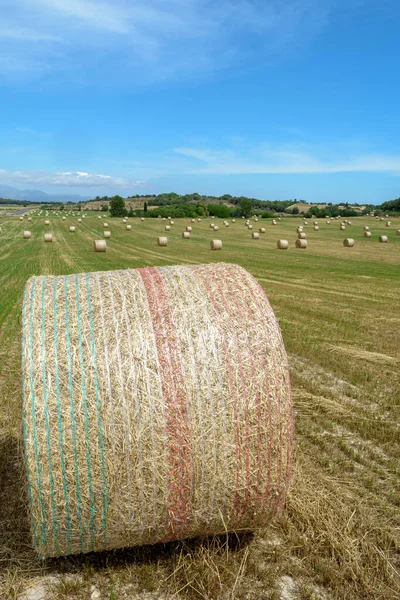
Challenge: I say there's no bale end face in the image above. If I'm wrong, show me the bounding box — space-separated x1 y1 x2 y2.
252 232 260 239
277 240 289 249
343 238 355 247
379 236 388 243
363 231 371 238
295 239 307 249
44 233 53 242
210 239 222 250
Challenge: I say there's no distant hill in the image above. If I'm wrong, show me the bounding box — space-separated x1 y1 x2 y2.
0 184 90 203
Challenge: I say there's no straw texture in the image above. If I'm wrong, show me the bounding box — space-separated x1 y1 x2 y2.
22 263 293 559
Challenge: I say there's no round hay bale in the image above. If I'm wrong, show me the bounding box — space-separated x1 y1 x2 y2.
343 238 355 247
45 220 50 226
314 226 319 231
364 226 369 231
213 225 219 231
0 227 2 234
295 239 307 249
104 231 111 239
326 220 331 224
247 225 253 230
363 231 371 238
259 228 266 233
210 223 214 229
158 236 168 246
141 218 145 222
272 220 277 226
78 218 82 223
210 239 222 250
231 219 236 223
396 230 400 236
63 217 66 221
211 216 215 219
103 223 109 228
19 216 24 221
313 221 318 225
296 227 303 233
304 221 308 225
224 222 229 227
379 235 388 243
182 232 190 239
170 221 175 226
44 233 53 242
386 221 391 227
28 217 32 222
277 240 289 249
340 225 345 230
23 231 32 239
186 226 192 232
191 219 195 223
197 218 201 222
348 221 352 225
126 225 132 231
94 240 107 252
69 226 76 233
252 232 259 239
298 232 306 239
165 225 171 231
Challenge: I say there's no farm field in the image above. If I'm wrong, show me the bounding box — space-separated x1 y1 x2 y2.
0 212 399 599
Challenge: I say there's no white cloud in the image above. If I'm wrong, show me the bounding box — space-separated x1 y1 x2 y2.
173 144 400 174
0 168 145 188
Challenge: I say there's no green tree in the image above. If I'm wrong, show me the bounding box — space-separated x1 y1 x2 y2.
144 201 148 213
109 195 127 217
101 203 108 212
240 198 253 218
59 203 65 211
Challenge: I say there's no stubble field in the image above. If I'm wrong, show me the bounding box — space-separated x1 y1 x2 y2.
0 212 399 599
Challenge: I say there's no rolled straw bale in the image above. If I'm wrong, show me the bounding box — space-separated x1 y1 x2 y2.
186 226 192 232
380 218 384 221
78 218 82 223
211 216 215 219
63 217 66 221
252 232 259 239
98 216 102 219
343 238 355 247
170 221 175 226
340 225 345 230
45 220 50 226
298 232 306 239
326 220 331 224
304 221 308 225
126 225 132 231
28 217 32 222
348 221 352 225
94 240 107 252
141 218 145 222
103 223 109 228
313 221 318 225
379 236 388 243
314 226 319 231
259 228 266 233
158 236 168 246
210 239 222 250
278 217 281 221
0 227 2 234
396 230 400 236
272 220 277 225
44 233 53 242
69 227 76 233
296 227 303 233
363 231 371 238
277 240 289 249
232 219 236 223
191 219 195 223
247 225 253 230
213 225 219 231
197 218 201 222
386 221 391 227
182 232 190 239
104 231 111 239
165 225 171 231
23 231 32 239
364 226 369 231
295 239 307 249
210 223 214 229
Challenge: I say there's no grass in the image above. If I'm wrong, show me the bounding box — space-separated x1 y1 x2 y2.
0 211 399 599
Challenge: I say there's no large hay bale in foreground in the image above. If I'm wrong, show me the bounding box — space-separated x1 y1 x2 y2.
23 231 32 239
94 240 107 252
22 263 293 558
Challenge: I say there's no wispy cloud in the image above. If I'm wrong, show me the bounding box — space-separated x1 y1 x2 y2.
0 168 145 188
173 143 400 174
1 0 330 83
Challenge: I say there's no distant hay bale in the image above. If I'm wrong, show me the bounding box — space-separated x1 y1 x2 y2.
69 227 76 233
28 217 32 222
191 219 195 223
231 219 236 223
158 236 168 246
78 219 82 223
363 231 371 238
304 221 308 225
141 218 145 222
197 218 201 222
343 238 355 247
386 221 391 227
326 220 331 224
94 240 107 252
295 239 307 249
19 216 24 221
247 225 253 230
364 226 369 231
272 220 277 225
210 239 222 250
23 231 32 239
254 218 258 222
314 221 318 225
259 228 266 233
340 225 345 230
22 263 293 559
165 225 171 231
296 227 303 233
380 218 384 221
182 232 190 239
379 236 388 243
63 217 66 221
314 226 319 231
126 225 132 231
211 216 215 219
98 216 102 219
277 240 289 249
252 232 259 239
298 232 306 239
45 220 50 226
348 221 352 225
103 223 109 228
213 225 219 231
170 221 175 225
396 230 400 236
186 226 192 232
44 233 53 243
104 231 111 239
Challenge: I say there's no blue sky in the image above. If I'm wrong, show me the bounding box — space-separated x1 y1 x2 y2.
1 0 400 203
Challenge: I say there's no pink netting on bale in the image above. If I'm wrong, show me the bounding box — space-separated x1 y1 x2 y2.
22 262 293 558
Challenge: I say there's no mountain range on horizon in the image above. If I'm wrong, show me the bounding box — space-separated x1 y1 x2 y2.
0 184 91 203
